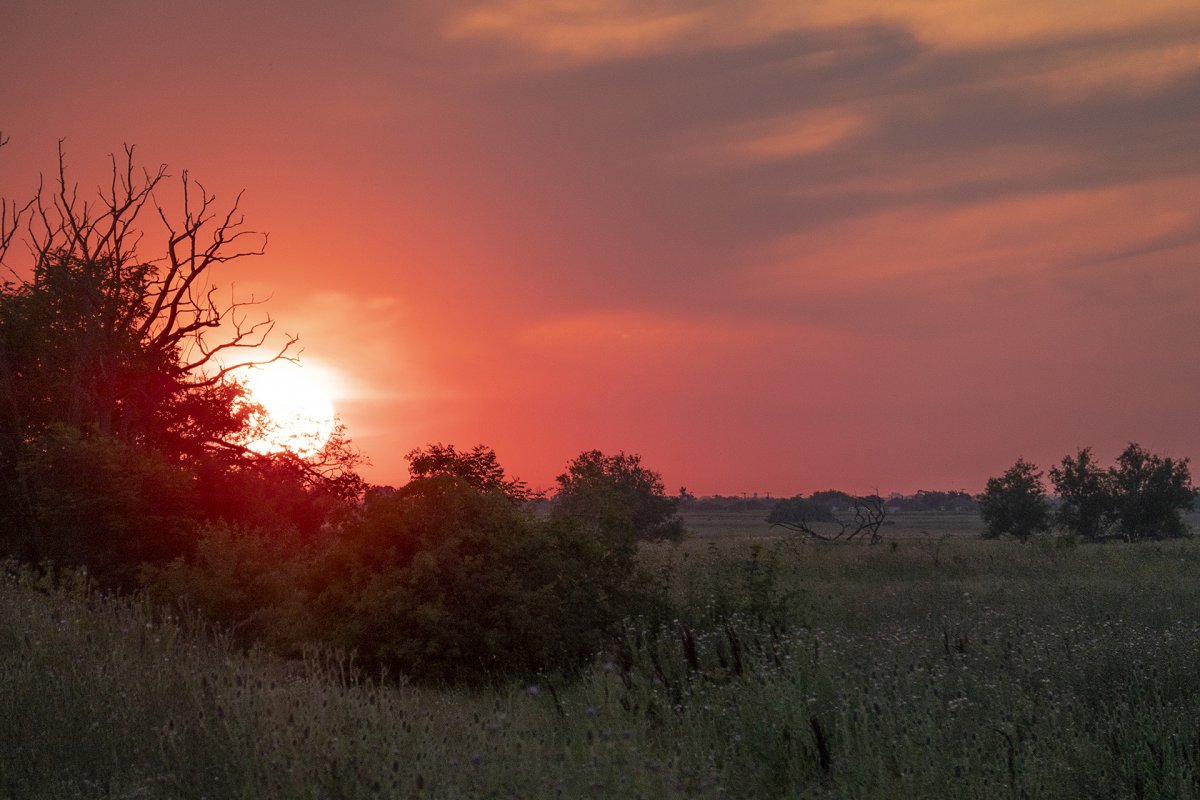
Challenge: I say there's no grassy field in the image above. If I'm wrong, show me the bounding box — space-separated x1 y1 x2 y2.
5 512 1200 798
680 508 987 540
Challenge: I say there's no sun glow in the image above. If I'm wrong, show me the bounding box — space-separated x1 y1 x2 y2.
239 361 337 457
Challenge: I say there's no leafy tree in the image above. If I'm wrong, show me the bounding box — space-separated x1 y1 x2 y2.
553 450 685 542
1049 448 1113 541
1108 443 1194 541
405 443 530 501
979 459 1051 541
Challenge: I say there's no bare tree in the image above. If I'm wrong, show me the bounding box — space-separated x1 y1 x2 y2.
0 140 360 488
769 493 889 544
3 141 294 379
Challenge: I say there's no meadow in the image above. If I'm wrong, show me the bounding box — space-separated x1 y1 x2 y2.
5 510 1200 799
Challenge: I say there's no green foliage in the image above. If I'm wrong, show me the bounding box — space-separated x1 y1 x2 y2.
152 474 649 684
1050 447 1112 541
554 450 685 542
5 427 197 585
405 443 532 501
14 535 1200 799
310 476 647 682
143 521 314 647
978 459 1051 541
1048 444 1194 542
0 250 250 465
1108 442 1194 541
0 148 362 583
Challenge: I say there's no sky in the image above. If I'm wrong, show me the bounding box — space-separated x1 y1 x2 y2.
1 0 1198 495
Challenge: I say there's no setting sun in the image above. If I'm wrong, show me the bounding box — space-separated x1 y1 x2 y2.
240 361 337 457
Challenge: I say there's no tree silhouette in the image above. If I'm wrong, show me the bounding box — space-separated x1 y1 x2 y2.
1108 443 1193 541
553 450 684 542
0 139 361 568
405 443 531 501
1050 448 1112 541
768 493 889 543
979 459 1050 541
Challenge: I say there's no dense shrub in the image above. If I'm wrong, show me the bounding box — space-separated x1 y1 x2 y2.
553 450 684 542
4 427 198 586
305 476 646 682
144 521 315 647
2 426 355 588
154 474 650 684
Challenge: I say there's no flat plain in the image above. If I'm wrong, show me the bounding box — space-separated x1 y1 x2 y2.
682 508 987 540
5 509 1200 799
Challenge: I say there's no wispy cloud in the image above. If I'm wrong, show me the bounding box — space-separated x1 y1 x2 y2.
5 0 1199 490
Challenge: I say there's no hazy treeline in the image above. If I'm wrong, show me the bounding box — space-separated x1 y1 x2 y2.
683 489 978 513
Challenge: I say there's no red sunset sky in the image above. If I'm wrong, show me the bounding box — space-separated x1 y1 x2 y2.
2 1 1198 496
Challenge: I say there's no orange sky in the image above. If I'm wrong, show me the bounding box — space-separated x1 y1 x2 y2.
2 1 1198 495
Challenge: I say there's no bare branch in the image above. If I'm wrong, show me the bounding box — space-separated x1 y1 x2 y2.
2 143 294 451
770 493 890 544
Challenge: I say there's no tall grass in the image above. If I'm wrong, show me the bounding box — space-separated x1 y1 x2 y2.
6 535 1200 798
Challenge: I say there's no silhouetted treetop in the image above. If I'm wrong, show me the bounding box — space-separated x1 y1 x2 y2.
405 443 531 501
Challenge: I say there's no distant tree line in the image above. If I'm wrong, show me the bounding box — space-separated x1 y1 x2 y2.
980 444 1196 542
885 490 978 513
686 488 979 515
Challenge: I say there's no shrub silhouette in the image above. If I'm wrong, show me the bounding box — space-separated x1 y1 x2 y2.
553 450 685 542
299 475 645 682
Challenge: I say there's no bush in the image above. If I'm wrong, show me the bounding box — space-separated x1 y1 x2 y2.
4 427 198 586
553 450 684 542
297 476 646 683
143 521 315 647
146 449 664 684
